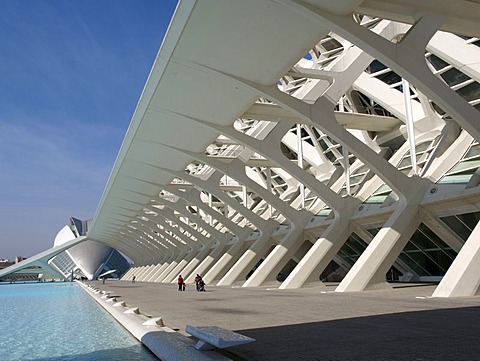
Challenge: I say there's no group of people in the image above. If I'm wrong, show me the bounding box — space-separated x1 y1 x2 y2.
128 274 203 291
177 274 205 291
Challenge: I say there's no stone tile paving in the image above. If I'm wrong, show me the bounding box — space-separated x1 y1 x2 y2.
91 280 480 360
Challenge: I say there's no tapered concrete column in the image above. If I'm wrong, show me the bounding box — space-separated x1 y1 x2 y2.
243 214 311 287
138 264 157 281
185 243 227 283
121 267 135 280
155 259 181 283
217 221 277 286
139 265 156 280
142 263 163 282
146 263 168 282
135 265 150 281
350 222 414 280
154 247 191 283
126 267 141 280
134 266 147 280
203 237 248 284
174 247 212 283
336 180 429 292
128 266 143 281
155 248 190 283
161 249 200 283
161 259 191 283
433 220 480 297
152 251 178 279
280 212 353 289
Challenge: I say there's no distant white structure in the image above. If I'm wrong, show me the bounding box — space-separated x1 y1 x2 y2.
49 217 130 280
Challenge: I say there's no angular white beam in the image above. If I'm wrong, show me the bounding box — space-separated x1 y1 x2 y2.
433 220 480 297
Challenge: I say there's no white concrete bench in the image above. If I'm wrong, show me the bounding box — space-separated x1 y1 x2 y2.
185 325 255 351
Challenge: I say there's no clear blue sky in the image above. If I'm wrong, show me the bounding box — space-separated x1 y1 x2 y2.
0 0 178 259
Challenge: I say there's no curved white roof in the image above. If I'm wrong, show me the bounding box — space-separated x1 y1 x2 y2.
87 0 480 266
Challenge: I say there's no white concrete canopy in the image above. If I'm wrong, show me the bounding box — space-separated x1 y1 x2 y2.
6 0 480 298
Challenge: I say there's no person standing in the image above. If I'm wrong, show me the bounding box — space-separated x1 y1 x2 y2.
177 275 184 291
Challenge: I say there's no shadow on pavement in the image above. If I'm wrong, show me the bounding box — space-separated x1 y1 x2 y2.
232 306 480 361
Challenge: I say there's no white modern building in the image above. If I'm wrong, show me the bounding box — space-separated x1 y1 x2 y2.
49 217 130 280
2 0 480 298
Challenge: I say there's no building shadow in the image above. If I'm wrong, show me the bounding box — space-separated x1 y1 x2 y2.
231 306 480 360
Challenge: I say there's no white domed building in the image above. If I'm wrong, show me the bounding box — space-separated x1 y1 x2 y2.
49 217 130 280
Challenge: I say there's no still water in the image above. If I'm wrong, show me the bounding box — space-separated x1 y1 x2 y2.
0 282 158 361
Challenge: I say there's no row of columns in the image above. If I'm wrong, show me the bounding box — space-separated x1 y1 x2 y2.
119 7 480 297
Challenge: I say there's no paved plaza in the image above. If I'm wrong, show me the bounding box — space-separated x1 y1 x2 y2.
90 280 480 360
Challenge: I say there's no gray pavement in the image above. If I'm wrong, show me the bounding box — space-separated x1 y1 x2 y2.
91 280 480 360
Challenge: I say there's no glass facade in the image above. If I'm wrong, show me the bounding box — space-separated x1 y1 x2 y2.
51 251 76 278
368 223 457 277
336 233 368 268
440 211 480 241
439 141 480 184
105 250 131 278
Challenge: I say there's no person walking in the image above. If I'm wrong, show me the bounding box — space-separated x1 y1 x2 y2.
195 274 202 291
177 275 184 291
132 275 136 283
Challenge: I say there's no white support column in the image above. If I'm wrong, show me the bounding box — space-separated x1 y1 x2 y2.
159 248 198 283
403 78 417 175
121 267 135 280
176 247 212 282
217 221 277 286
433 220 480 297
297 124 305 208
128 266 142 280
148 263 170 282
224 203 229 217
339 97 351 195
138 264 157 281
137 264 153 282
203 236 247 284
266 167 273 218
335 197 425 292
155 259 181 283
208 192 213 226
162 258 192 283
126 266 143 280
280 206 355 289
243 214 311 287
133 266 147 280
147 263 165 280
124 266 139 281
185 243 227 283
343 148 351 195
242 185 248 208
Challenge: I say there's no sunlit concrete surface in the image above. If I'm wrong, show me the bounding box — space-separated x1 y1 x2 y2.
91 280 480 360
